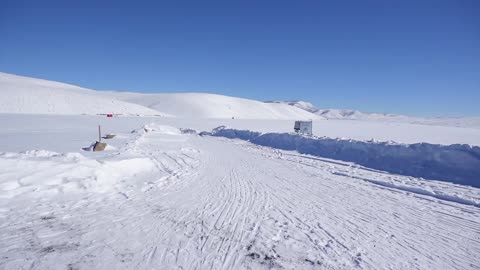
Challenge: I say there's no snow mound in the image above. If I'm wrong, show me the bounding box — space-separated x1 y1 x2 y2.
107 92 319 119
131 124 181 135
208 127 480 188
0 72 169 116
0 150 85 160
0 151 157 198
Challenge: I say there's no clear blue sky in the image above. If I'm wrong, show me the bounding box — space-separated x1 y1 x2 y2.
1 0 479 116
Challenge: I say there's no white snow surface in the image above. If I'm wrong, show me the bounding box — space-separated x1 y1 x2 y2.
0 114 479 269
1 72 480 269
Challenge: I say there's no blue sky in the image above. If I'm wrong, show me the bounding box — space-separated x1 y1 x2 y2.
1 0 479 116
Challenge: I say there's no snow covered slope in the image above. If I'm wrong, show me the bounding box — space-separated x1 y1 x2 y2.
0 72 169 116
0 72 318 119
106 92 318 119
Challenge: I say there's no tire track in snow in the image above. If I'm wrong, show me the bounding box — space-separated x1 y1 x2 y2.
2 130 479 270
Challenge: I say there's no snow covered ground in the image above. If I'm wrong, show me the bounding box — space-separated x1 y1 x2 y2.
1 72 479 269
1 114 479 269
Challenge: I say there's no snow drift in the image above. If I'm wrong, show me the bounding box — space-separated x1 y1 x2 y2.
206 127 480 187
0 150 157 198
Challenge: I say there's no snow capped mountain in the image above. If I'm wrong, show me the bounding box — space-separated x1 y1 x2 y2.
282 101 319 113
267 100 405 120
270 100 480 128
315 108 404 120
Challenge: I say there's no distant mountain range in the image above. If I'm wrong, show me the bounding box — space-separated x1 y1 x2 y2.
265 100 407 120
265 101 480 128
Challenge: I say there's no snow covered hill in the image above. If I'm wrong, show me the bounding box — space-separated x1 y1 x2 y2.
0 72 168 116
0 72 317 120
105 92 318 120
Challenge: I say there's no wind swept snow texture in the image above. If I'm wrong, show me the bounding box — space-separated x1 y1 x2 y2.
209 127 480 187
0 72 168 116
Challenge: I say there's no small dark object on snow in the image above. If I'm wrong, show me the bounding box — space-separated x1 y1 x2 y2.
93 141 107 152
102 134 116 139
180 128 197 134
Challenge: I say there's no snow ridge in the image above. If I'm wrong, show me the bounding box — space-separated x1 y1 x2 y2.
206 127 480 188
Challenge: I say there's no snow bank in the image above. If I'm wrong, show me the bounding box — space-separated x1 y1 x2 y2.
208 127 480 187
131 123 181 135
0 151 157 198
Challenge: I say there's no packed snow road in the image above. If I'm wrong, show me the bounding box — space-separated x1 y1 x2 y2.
1 125 479 270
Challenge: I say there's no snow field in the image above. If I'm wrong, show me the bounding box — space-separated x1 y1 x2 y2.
0 120 479 269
